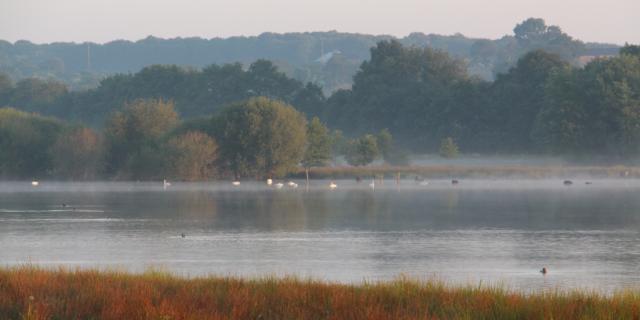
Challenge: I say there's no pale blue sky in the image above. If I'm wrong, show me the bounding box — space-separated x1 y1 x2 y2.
0 0 637 44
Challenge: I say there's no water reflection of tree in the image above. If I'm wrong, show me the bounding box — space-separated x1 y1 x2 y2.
346 189 377 216
446 190 460 213
263 191 308 231
173 190 218 221
212 191 309 231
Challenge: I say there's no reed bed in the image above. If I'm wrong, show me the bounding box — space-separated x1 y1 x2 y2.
1 266 640 319
291 165 640 180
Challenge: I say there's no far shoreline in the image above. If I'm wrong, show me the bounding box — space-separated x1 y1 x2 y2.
3 164 640 183
291 164 640 180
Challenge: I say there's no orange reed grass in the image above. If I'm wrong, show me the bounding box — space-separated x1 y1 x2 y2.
1 266 639 319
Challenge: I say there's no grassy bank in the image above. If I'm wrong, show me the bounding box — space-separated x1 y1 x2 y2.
291 165 640 180
1 267 640 319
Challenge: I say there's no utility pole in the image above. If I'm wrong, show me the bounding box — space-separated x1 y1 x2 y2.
86 43 92 71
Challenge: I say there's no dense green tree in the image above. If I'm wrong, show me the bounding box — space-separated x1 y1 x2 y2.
0 73 12 106
329 129 347 158
488 18 584 76
246 60 300 98
489 50 569 152
439 137 459 159
512 18 584 63
0 108 65 178
533 54 640 158
292 82 326 118
126 145 167 180
9 78 67 113
375 129 393 163
621 44 640 57
374 128 411 165
302 117 332 183
214 97 307 179
165 131 218 181
530 67 584 154
325 40 470 150
104 99 179 178
27 61 327 125
514 18 548 42
345 134 379 166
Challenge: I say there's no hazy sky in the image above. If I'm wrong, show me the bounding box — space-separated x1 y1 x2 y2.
1 0 638 45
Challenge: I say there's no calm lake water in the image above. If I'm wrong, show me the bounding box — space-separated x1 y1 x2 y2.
2 180 640 292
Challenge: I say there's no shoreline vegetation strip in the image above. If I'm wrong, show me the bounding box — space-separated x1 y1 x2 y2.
292 164 640 179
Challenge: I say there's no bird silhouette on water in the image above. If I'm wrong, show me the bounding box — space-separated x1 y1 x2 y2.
181 233 186 238
540 267 548 275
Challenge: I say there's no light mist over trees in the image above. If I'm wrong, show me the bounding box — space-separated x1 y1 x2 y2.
0 19 639 180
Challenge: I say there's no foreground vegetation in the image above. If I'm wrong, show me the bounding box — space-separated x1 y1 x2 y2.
1 267 639 319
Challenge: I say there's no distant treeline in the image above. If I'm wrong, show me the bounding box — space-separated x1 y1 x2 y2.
0 18 603 93
0 60 326 125
1 37 639 180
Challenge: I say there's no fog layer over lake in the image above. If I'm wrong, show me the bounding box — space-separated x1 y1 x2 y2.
2 180 640 292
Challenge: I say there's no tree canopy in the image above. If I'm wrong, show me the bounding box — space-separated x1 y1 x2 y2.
488 50 569 152
0 60 325 127
104 99 179 178
214 97 307 178
0 108 66 178
345 134 379 166
324 40 471 149
533 53 640 158
165 131 218 181
302 117 332 169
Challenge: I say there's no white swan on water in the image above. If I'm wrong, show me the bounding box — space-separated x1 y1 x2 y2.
232 181 241 186
329 182 337 189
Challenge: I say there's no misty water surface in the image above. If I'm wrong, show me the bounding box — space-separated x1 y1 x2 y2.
2 179 640 292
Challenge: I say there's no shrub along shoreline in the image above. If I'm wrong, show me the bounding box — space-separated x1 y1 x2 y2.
1 267 639 319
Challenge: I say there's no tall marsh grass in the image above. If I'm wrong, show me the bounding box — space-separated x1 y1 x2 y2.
291 164 640 179
1 266 639 319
